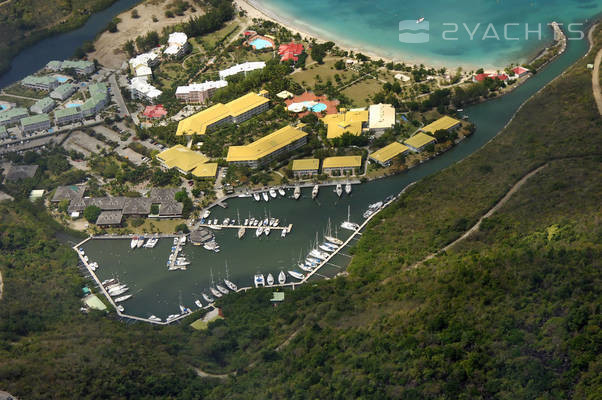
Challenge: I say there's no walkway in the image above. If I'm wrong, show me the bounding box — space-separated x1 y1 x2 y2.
0 270 3 300
410 164 548 269
0 90 40 101
592 48 602 116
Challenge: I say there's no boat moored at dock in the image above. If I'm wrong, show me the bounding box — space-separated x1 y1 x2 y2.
294 186 301 199
312 185 319 199
288 270 305 280
254 274 265 287
278 271 286 284
262 192 269 202
269 188 277 198
345 182 352 194
336 184 343 197
267 273 274 285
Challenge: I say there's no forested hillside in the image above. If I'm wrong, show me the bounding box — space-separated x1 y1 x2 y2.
0 24 600 400
0 0 118 75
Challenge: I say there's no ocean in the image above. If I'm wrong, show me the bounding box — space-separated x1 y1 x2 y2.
257 0 602 68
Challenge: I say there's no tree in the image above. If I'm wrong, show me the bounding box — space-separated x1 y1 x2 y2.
123 40 136 57
334 59 345 70
150 204 159 215
311 45 326 64
131 9 139 19
175 190 188 202
84 205 101 223
175 223 190 233
106 20 118 33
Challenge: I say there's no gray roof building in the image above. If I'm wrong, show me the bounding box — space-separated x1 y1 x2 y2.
50 83 76 100
51 185 86 202
30 97 56 114
159 202 183 216
96 210 123 226
149 187 178 203
123 197 152 215
0 107 29 126
3 164 39 181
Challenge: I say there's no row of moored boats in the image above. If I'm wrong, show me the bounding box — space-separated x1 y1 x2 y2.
130 235 159 249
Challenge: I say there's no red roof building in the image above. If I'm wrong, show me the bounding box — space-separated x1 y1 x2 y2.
143 104 167 119
278 43 304 62
474 73 509 82
512 66 530 77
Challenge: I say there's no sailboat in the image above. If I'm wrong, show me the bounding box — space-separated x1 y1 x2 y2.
224 261 238 291
253 192 260 201
210 269 222 297
294 186 301 200
281 227 288 238
195 299 203 308
202 293 214 303
288 270 305 280
341 205 360 231
278 270 286 284
345 182 352 194
264 227 270 236
269 188 277 198
256 226 264 237
262 192 269 202
267 273 274 285
278 187 286 196
238 226 245 238
312 185 319 199
216 284 229 295
336 184 343 197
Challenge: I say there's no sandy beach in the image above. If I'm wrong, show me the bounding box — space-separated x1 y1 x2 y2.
90 0 203 69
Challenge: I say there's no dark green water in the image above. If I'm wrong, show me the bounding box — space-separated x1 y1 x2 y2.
83 35 590 321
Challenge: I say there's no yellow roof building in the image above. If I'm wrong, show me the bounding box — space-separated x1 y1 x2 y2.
192 162 218 178
226 126 308 163
369 142 409 165
292 158 320 171
176 92 270 136
404 132 436 150
322 155 362 169
421 116 461 134
157 145 209 171
321 109 369 139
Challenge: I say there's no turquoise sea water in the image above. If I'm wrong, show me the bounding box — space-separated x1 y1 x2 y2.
258 0 602 67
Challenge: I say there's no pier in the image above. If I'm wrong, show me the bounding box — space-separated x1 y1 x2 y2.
198 223 293 231
168 237 184 271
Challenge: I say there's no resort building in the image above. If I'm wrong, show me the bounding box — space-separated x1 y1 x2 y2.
30 97 56 114
278 42 304 62
52 185 86 203
133 64 153 80
219 62 266 80
129 77 162 103
175 80 228 103
80 84 109 118
129 52 160 73
404 132 436 152
368 104 396 133
176 92 270 136
50 83 76 101
512 66 530 77
142 105 167 119
473 72 509 82
226 125 308 168
321 108 369 139
156 145 217 179
21 76 59 91
46 60 95 75
369 142 410 166
55 107 83 125
291 158 320 177
421 116 461 134
96 210 123 227
322 156 363 176
164 32 189 58
0 107 29 127
3 164 38 182
21 114 51 134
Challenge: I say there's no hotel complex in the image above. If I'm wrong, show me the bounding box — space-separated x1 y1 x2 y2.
176 92 270 136
157 145 218 179
369 142 410 166
219 62 266 80
322 156 363 176
321 109 369 139
175 80 228 103
226 125 308 168
421 116 461 134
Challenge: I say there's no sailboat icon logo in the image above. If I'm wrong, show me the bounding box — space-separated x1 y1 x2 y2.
399 20 430 43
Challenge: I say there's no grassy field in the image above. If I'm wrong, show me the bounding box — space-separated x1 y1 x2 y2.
341 77 384 106
200 18 242 51
3 83 48 99
291 59 355 87
0 95 35 109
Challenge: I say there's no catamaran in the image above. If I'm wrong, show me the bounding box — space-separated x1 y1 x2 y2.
345 182 352 194
269 188 277 198
278 271 286 284
195 299 203 308
262 192 269 202
336 184 343 197
216 284 229 295
202 293 214 303
114 294 132 303
312 185 319 199
278 187 286 196
254 274 265 287
253 193 261 201
267 273 274 285
288 270 305 280
294 186 301 199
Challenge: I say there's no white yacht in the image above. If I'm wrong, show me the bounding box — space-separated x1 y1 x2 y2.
312 185 319 199
166 314 180 322
264 227 271 236
216 284 229 295
203 210 211 218
224 279 237 291
363 201 383 219
256 226 264 237
324 235 343 245
144 237 158 248
341 221 360 231
310 249 329 260
202 293 214 303
278 188 286 197
130 236 138 249
262 192 269 202
278 271 286 284
253 193 261 201
114 294 132 303
210 287 222 298
281 228 287 238
294 186 301 200
267 273 274 286
195 300 203 308
254 274 265 287
269 188 277 198
336 184 343 197
345 182 352 194
288 270 305 280
244 218 249 225
149 315 161 322
175 258 190 266
136 237 144 248
237 226 246 239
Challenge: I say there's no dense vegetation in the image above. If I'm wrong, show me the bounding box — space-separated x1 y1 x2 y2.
0 19 600 400
0 0 118 75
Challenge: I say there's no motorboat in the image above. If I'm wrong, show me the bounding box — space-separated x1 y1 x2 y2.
294 186 301 200
203 210 211 218
88 262 98 271
254 274 265 287
223 218 230 225
137 237 144 248
130 236 138 249
105 282 122 290
244 218 249 226
175 258 190 266
109 286 129 297
149 315 161 322
336 184 343 197
324 235 343 245
278 271 286 284
144 237 158 248
263 218 269 226
256 226 264 237
345 182 352 194
269 188 277 198
117 305 124 312
252 219 258 226
202 293 214 303
216 284 229 295
213 219 218 225
224 279 237 291
166 314 180 322
273 218 280 226
278 188 286 197
253 193 261 201
312 185 319 199
269 218 275 226
203 240 219 252
195 300 203 308
288 270 305 280
363 201 383 219
238 227 246 238
114 294 132 303
173 237 179 245
264 227 271 236
179 236 186 244
267 273 274 285
262 192 269 202
102 278 116 286
180 305 191 314
417 17 425 23
210 287 222 298
281 228 287 238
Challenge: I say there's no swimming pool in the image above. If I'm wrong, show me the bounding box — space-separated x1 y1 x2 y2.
310 103 327 112
56 76 68 83
250 38 273 50
66 103 81 108
0 105 7 111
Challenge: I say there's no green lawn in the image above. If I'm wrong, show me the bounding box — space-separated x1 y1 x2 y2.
341 78 383 106
291 59 355 87
201 19 242 50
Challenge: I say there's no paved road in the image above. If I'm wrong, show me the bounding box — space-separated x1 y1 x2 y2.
592 48 602 116
109 74 137 123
